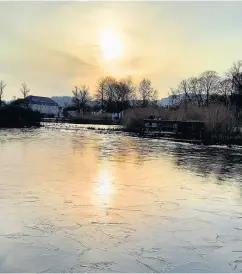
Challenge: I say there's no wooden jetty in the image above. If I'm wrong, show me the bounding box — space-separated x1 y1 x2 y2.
140 119 205 142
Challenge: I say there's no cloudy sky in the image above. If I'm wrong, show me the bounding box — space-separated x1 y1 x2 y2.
1 1 242 100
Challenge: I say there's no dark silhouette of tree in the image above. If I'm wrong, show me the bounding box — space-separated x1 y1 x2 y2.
0 80 6 107
20 82 30 98
95 77 108 112
138 78 157 107
171 71 220 107
215 78 233 106
227 60 242 94
170 77 203 107
188 77 204 106
112 77 136 112
95 76 116 112
226 61 242 112
169 88 180 107
120 76 137 106
199 71 219 106
95 76 135 112
72 85 90 114
180 79 190 103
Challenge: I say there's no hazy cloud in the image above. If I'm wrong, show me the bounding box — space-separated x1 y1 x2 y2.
1 1 242 99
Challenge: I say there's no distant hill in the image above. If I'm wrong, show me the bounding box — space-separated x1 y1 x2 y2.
51 95 183 108
51 96 73 107
158 94 184 107
51 96 100 108
158 93 210 107
157 97 172 107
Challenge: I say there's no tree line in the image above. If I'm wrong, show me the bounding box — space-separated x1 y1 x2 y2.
170 60 242 111
71 77 157 114
0 77 157 114
1 59 242 114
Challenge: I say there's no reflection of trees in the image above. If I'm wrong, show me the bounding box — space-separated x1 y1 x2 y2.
126 137 242 185
97 134 146 165
171 144 242 184
71 130 242 193
117 136 242 187
71 132 100 174
71 132 99 156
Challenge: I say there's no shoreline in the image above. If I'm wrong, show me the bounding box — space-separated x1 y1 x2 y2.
2 121 241 147
41 122 242 147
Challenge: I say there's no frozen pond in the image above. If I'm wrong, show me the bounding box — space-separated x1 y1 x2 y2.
1 126 242 272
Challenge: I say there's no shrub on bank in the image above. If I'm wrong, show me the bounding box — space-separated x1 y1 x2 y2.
169 104 236 136
0 105 41 128
122 107 170 132
122 104 239 138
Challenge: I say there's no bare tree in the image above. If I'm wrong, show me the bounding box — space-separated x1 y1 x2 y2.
0 80 6 106
72 85 90 114
171 78 199 106
173 78 202 110
95 77 116 107
169 61 242 110
188 77 204 106
171 73 220 107
95 76 135 112
216 78 233 105
20 82 30 98
169 88 181 108
112 77 136 112
121 76 136 100
95 78 106 112
199 71 220 106
138 78 157 107
178 79 191 105
227 60 242 94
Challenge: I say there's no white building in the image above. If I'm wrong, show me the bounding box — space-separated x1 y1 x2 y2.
112 111 123 121
25 96 60 116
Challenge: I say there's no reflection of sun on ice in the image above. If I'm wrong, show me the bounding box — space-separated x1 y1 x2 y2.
94 167 114 206
99 27 123 61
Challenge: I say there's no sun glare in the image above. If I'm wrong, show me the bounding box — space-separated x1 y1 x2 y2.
100 28 123 61
94 166 114 207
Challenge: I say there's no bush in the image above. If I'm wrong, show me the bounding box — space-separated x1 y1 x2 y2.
122 104 238 137
0 105 41 128
168 104 236 136
122 107 170 132
202 104 235 136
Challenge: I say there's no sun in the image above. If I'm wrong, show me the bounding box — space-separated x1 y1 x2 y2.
99 27 123 61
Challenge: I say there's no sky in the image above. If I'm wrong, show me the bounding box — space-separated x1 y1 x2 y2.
1 1 242 100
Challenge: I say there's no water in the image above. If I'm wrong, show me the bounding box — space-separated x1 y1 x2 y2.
1 125 242 273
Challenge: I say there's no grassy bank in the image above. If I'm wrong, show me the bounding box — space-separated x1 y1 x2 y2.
122 105 242 145
0 105 41 128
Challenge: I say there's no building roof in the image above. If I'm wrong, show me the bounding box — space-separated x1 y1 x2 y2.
26 96 59 106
